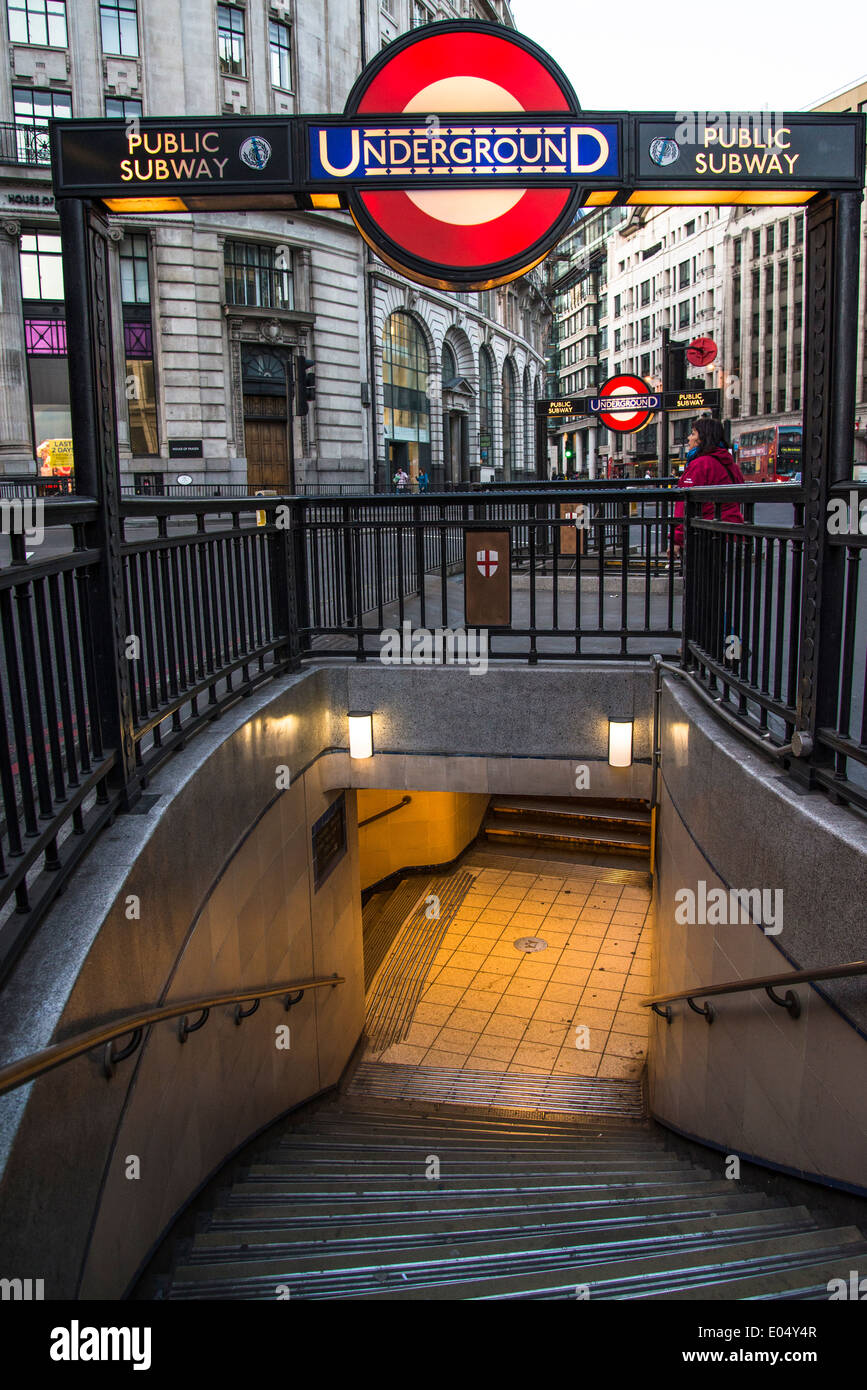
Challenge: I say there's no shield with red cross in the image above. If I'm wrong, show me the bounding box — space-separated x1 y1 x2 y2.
476 548 499 578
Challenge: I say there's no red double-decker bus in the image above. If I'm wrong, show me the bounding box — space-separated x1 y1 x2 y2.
734 426 802 482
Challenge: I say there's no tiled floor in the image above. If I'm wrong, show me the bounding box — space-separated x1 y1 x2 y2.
370 850 653 1080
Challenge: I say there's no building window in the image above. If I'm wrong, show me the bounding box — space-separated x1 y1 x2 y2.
269 18 291 88
640 279 650 306
383 311 430 483
678 260 690 289
217 3 246 76
119 234 158 454
678 300 689 329
224 241 294 309
106 95 142 120
733 238 742 267
442 341 457 381
766 225 774 254
8 0 67 47
13 86 71 164
119 232 150 303
19 232 70 449
479 346 494 468
412 0 431 24
613 294 621 317
20 230 64 300
502 359 516 479
780 220 789 250
752 229 761 258
100 0 138 56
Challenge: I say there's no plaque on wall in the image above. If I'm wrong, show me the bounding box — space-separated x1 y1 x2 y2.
168 439 203 459
312 794 347 890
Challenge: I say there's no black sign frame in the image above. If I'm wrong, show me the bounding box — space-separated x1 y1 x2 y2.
50 109 866 204
312 794 347 891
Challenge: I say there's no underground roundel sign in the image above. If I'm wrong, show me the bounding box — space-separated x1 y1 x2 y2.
343 21 581 290
592 375 658 433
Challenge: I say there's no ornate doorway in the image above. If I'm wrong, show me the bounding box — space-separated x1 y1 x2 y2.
241 347 291 491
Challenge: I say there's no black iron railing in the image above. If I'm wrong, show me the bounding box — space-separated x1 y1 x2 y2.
0 120 52 166
681 483 804 743
297 488 681 660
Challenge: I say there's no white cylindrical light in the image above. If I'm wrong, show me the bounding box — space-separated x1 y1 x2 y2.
348 711 373 760
608 719 633 768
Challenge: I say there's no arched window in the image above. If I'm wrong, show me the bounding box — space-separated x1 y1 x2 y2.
442 341 458 382
502 358 516 480
479 346 494 470
383 311 430 482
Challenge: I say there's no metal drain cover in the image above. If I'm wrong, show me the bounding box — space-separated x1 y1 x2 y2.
514 936 548 953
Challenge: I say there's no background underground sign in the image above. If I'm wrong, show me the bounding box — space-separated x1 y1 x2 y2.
343 20 582 291
591 375 659 433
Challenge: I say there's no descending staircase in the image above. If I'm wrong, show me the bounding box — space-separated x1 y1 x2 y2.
482 797 652 864
154 1080 867 1301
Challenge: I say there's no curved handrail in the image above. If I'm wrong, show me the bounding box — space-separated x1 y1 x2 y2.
358 795 411 828
0 973 344 1097
640 960 867 1021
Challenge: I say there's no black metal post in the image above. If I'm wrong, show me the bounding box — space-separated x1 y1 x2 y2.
791 191 863 787
659 325 670 476
57 197 139 808
284 352 296 494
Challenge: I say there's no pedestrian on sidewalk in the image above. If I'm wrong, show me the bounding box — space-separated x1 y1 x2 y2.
672 418 744 554
671 417 747 659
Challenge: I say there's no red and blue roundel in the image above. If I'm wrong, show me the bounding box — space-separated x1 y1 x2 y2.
344 21 581 290
595 375 657 433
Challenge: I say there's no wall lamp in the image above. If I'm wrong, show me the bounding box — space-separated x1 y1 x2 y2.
348 711 374 760
608 719 633 768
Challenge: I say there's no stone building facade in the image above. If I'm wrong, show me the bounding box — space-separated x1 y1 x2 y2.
0 0 549 490
546 82 867 475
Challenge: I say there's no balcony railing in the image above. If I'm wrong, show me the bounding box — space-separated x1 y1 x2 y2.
0 121 52 167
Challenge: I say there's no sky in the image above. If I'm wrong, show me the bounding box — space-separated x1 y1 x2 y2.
510 0 865 113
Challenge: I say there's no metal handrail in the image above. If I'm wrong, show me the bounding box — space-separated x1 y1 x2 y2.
640 959 867 1024
0 972 344 1097
358 794 411 828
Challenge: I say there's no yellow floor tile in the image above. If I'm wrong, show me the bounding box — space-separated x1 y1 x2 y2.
605 1032 647 1060
552 1048 602 1076
470 1038 518 1064
423 1048 474 1068
484 1013 528 1040
579 986 623 1010
437 1026 481 1051
511 1042 561 1069
413 1002 453 1026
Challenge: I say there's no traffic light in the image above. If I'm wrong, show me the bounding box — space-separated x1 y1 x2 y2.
666 338 688 391
296 355 315 416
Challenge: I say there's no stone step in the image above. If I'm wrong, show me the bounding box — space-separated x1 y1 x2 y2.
488 797 652 830
195 1193 787 1250
167 1219 848 1300
483 818 651 854
213 1178 746 1221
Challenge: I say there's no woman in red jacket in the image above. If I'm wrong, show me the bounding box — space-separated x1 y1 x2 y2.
672 416 745 552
